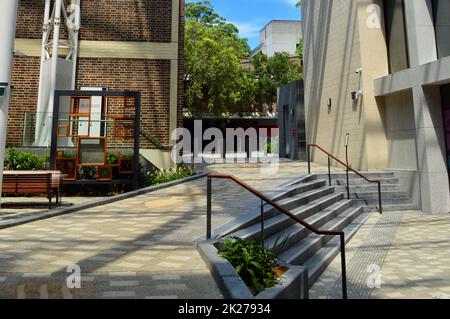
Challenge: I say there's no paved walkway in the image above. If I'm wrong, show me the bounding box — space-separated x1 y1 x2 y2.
310 211 450 299
1 161 448 299
0 161 315 299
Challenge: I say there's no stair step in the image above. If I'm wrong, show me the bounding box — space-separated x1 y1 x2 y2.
315 172 395 179
303 212 371 286
353 197 412 205
279 206 363 266
273 187 336 212
233 193 344 240
363 203 419 212
334 190 409 199
334 184 403 192
280 179 328 200
264 200 353 254
335 178 400 185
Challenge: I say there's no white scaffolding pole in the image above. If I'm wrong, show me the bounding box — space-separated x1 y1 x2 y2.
35 0 80 146
0 0 18 205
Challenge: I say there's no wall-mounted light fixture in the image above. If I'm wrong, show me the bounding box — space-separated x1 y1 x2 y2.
327 98 332 108
351 90 363 101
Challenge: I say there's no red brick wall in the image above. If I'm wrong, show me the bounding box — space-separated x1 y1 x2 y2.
9 0 185 148
7 57 41 146
75 58 171 148
16 0 172 42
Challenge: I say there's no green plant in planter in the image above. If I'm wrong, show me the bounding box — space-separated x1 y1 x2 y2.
106 153 119 165
218 237 281 295
63 151 77 159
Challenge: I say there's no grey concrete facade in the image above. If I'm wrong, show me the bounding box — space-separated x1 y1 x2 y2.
302 0 450 213
250 20 302 58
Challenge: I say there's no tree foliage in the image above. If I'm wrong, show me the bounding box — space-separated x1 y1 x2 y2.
185 0 303 116
185 1 255 116
251 52 302 111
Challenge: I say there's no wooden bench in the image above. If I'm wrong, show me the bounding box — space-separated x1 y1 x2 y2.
1 171 63 209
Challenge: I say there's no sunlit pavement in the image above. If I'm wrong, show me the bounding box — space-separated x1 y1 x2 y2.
1 161 448 299
310 211 450 299
0 161 317 299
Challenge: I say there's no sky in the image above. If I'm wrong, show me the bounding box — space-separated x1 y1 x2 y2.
186 0 302 50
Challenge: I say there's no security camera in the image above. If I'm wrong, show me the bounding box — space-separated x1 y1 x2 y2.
355 68 362 74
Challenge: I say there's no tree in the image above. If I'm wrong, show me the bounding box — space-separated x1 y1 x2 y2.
250 52 303 112
185 0 255 116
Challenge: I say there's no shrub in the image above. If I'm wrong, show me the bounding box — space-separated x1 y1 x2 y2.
106 153 119 165
4 148 45 171
218 237 280 295
144 164 194 186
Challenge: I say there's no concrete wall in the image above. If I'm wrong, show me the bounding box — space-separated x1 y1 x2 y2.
303 0 389 170
260 20 302 57
384 90 417 170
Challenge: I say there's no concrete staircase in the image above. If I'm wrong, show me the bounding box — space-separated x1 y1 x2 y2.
218 171 417 292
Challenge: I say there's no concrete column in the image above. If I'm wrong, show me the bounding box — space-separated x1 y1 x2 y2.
0 0 18 205
403 0 438 66
357 0 390 170
412 85 450 213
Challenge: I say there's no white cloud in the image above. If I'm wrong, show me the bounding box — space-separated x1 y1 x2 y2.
231 21 262 39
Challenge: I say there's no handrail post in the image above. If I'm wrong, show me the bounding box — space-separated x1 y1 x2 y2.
327 156 331 186
307 144 311 174
260 199 264 243
340 233 348 299
378 181 383 215
346 167 350 200
207 176 212 239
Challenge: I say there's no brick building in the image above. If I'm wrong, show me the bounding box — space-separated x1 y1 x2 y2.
9 0 184 167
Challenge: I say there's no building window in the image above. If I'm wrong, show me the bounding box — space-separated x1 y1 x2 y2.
383 0 410 73
432 0 450 59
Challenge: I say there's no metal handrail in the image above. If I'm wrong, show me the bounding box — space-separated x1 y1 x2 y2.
307 144 383 214
206 173 348 299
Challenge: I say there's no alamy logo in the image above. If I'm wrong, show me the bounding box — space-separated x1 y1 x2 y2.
367 264 381 289
66 264 81 289
366 4 382 29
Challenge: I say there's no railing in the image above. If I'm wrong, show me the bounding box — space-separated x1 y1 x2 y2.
307 144 383 214
140 128 166 149
206 174 348 299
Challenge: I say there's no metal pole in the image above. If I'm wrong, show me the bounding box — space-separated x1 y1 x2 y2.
345 144 350 200
307 145 311 174
0 0 19 207
328 156 331 186
206 176 212 239
378 181 383 215
260 199 264 242
340 234 348 299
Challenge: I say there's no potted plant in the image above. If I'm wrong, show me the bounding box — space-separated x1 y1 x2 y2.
218 237 282 296
198 237 308 299
106 152 119 165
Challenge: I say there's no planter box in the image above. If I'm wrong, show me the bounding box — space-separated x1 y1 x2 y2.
198 241 309 299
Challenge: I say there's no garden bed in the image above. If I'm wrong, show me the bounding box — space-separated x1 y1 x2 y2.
198 240 309 299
